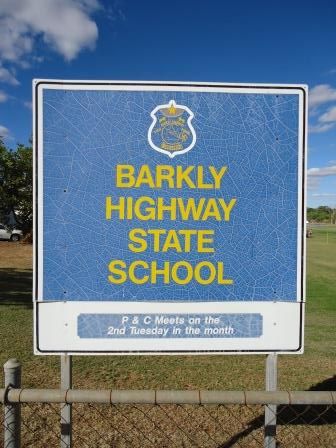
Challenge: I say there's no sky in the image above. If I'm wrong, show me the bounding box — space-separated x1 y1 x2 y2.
0 0 336 207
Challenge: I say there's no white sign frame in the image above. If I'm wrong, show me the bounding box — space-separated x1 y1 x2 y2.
33 80 307 355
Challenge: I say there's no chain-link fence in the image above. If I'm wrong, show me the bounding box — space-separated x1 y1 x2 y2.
1 389 336 447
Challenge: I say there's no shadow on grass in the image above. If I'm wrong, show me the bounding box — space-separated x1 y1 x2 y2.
0 268 32 307
219 376 336 448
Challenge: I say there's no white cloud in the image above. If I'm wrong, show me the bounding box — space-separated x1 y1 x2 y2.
0 90 8 102
0 65 19 85
24 101 32 109
319 106 336 123
309 84 336 108
312 193 336 197
307 165 336 177
307 164 336 191
0 124 10 137
309 101 336 133
0 0 100 63
309 122 335 133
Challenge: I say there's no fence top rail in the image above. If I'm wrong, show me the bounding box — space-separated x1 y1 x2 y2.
1 388 335 406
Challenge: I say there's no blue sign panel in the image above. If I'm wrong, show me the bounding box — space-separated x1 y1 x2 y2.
34 81 306 354
78 313 263 339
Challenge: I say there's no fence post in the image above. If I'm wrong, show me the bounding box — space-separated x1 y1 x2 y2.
264 353 277 448
60 355 72 448
4 358 21 448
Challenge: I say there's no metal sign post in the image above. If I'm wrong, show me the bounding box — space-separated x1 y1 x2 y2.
60 355 72 448
264 353 278 447
4 359 21 448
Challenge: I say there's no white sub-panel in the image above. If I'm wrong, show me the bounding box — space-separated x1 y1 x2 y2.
36 301 303 354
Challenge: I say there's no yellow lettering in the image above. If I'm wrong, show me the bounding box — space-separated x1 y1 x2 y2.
194 261 216 285
209 166 227 189
108 260 127 284
108 260 234 286
156 165 175 188
171 261 193 285
197 166 213 189
134 196 156 220
147 229 166 252
106 196 125 220
217 262 233 285
151 261 170 284
162 229 182 252
176 166 195 188
157 197 177 220
178 229 197 252
201 198 221 221
128 228 147 253
197 230 214 252
126 197 133 219
218 198 237 221
116 165 135 187
135 165 155 188
115 165 229 190
129 260 149 284
177 198 205 220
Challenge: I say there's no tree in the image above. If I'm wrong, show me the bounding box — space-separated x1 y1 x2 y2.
0 139 32 233
307 206 335 223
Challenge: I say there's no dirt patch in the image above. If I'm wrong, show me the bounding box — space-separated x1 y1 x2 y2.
0 241 32 269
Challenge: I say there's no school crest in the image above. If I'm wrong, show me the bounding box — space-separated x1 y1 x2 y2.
148 100 196 158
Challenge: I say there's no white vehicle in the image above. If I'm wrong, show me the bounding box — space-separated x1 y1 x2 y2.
0 223 23 241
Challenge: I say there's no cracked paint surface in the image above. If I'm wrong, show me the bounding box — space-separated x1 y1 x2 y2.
41 88 301 302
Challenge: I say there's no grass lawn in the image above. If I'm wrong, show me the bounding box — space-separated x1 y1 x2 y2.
0 230 335 391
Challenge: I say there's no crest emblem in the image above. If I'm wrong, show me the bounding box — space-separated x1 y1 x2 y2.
148 100 196 158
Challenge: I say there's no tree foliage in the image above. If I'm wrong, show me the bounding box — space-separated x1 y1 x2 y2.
307 206 335 224
0 139 33 232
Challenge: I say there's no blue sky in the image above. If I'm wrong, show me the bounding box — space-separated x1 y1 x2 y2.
0 0 336 207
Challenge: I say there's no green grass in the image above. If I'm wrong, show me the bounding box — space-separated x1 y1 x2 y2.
0 229 335 392
305 226 336 362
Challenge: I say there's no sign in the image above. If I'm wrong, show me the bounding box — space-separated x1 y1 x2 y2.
34 81 307 354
